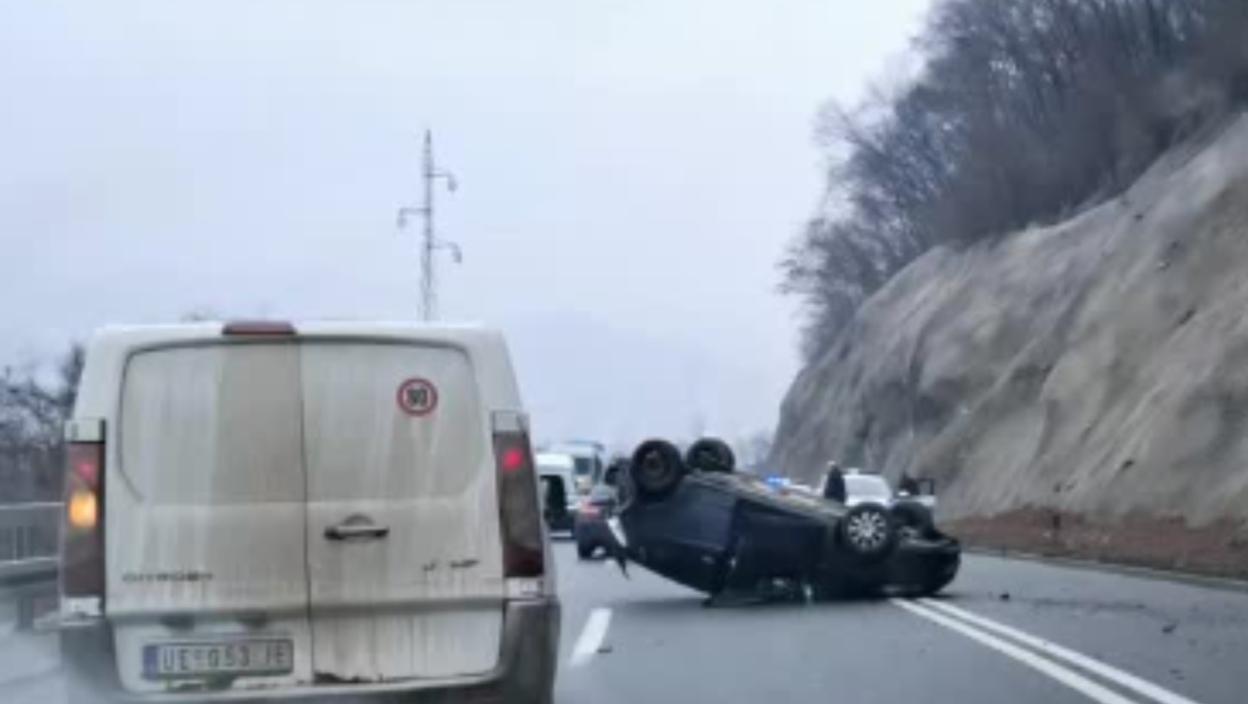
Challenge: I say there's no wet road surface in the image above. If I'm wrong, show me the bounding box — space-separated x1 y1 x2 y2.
6 543 1247 703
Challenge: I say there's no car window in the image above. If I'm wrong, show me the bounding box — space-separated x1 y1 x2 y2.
120 344 303 504
539 469 571 485
845 476 892 499
572 457 594 478
539 475 569 510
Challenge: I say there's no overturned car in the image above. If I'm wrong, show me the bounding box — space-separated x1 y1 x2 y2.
611 438 960 601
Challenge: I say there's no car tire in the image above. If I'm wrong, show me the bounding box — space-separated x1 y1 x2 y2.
839 504 897 562
630 439 687 499
685 437 735 473
892 501 936 538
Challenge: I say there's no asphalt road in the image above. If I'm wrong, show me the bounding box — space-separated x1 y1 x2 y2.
554 541 1248 704
5 544 1248 703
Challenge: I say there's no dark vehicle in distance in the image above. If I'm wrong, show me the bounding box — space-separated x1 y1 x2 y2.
614 438 960 600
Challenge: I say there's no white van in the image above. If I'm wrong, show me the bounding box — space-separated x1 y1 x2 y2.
543 442 606 495
58 321 559 702
534 453 579 534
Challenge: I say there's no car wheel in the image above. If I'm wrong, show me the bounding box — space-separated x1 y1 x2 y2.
630 439 687 499
839 504 897 562
892 501 936 538
685 437 736 473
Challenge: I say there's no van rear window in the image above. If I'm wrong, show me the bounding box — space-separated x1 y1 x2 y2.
120 341 486 505
573 457 594 478
120 344 305 504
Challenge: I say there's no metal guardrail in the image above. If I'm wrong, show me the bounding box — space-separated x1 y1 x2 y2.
0 503 60 584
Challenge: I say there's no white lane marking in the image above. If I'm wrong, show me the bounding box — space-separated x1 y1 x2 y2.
569 608 612 667
919 599 1203 704
893 599 1138 704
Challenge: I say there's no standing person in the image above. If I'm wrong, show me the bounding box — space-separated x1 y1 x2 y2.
822 461 846 503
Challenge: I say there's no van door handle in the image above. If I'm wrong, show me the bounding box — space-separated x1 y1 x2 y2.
324 521 390 541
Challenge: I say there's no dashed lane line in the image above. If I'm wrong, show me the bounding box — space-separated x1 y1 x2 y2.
569 608 612 668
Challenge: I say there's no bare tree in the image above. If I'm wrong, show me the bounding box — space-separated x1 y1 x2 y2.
0 343 85 502
784 0 1248 361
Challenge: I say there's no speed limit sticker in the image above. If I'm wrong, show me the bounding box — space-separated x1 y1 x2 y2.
396 378 438 417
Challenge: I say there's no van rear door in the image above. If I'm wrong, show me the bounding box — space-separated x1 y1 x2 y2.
109 343 313 693
300 342 505 681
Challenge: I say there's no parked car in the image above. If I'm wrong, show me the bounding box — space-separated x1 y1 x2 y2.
57 321 558 703
820 470 939 510
573 483 620 559
537 452 580 534
843 472 895 507
614 438 960 601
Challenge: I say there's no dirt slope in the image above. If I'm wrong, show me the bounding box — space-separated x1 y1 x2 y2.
771 114 1248 530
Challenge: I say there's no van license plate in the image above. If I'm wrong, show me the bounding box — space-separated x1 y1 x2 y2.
142 639 293 679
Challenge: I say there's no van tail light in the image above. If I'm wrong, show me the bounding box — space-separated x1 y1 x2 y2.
492 412 544 578
62 439 105 599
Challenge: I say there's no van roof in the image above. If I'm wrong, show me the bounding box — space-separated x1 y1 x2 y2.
75 321 523 420
93 320 496 342
535 452 576 470
84 321 507 362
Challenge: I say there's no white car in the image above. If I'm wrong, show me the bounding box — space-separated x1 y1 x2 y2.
822 471 938 510
58 321 558 703
843 473 897 508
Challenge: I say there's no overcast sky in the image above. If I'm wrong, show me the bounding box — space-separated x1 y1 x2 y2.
0 0 929 450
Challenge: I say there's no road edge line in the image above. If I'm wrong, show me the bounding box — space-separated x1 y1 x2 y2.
569 608 612 668
893 599 1138 704
891 599 1138 704
919 598 1202 704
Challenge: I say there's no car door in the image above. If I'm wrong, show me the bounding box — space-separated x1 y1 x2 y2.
300 341 506 682
109 343 313 694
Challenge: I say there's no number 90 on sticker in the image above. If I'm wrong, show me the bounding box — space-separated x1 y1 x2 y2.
397 378 438 416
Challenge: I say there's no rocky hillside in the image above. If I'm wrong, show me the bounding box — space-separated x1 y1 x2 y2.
771 114 1248 529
